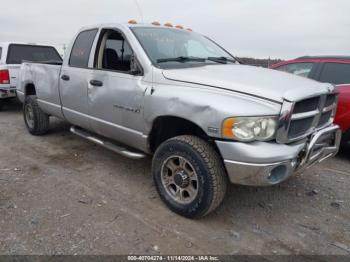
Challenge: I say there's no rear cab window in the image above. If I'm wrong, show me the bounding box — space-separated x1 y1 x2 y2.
319 63 350 85
0 47 2 61
69 29 98 68
275 62 315 78
6 44 62 64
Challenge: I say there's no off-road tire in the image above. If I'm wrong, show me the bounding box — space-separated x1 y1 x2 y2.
152 135 227 218
23 95 50 135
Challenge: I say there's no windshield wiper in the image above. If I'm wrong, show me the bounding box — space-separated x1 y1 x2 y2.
207 57 236 64
157 56 206 63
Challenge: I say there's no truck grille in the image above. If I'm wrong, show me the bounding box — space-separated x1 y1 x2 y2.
277 93 338 143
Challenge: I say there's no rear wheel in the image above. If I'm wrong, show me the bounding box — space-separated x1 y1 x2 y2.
23 95 50 135
152 135 227 218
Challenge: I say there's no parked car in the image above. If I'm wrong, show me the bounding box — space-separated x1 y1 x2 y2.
17 22 341 218
271 56 350 146
0 42 62 110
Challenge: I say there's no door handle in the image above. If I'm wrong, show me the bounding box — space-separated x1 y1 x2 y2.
61 75 70 81
89 80 103 87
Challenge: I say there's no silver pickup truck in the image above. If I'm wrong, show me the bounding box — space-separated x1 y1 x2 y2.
18 22 341 218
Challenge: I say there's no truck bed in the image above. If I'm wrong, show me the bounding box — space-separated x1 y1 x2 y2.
18 62 64 118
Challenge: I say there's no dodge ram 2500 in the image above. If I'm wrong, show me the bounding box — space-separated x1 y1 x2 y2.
17 22 341 218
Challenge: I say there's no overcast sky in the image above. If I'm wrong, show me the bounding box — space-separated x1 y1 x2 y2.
1 0 349 59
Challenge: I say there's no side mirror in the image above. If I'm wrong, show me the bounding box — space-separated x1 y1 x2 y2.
130 54 143 76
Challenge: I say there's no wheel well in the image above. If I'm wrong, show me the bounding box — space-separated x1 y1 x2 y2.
149 116 210 152
25 84 36 96
341 128 350 146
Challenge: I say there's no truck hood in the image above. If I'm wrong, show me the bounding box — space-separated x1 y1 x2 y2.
162 64 333 103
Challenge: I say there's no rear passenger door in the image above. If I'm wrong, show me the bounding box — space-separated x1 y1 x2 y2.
59 29 98 130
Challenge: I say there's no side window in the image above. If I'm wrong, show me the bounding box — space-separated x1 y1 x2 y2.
276 63 314 78
95 29 133 72
319 63 350 85
69 29 98 68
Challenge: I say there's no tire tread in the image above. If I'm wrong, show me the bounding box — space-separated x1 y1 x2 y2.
24 95 50 135
154 135 227 218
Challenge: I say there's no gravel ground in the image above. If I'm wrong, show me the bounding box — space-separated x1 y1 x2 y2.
0 100 349 255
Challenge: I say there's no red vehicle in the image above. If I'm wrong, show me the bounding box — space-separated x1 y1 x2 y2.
271 56 350 146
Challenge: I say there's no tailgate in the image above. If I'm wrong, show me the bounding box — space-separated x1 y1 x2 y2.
7 64 21 88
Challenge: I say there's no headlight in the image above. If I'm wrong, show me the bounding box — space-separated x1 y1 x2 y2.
222 116 278 142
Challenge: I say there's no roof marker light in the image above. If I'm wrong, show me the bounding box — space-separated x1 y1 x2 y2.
186 28 193 32
128 19 138 24
175 25 184 29
164 22 173 27
152 21 161 26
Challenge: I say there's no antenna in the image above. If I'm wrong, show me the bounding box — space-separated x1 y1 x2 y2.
134 0 144 23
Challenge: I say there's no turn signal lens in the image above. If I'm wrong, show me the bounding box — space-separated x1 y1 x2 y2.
222 118 235 138
128 19 138 24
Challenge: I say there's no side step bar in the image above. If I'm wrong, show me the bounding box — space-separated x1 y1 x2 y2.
70 126 146 160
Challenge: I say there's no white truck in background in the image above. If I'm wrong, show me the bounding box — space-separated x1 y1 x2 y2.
0 42 62 110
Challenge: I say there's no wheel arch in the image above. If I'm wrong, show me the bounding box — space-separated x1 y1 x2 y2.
148 115 212 153
24 83 36 96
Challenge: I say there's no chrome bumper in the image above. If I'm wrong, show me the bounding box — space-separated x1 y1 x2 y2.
216 125 341 186
0 88 16 99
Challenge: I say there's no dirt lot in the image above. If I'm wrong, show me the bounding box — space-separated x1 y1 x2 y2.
0 100 349 255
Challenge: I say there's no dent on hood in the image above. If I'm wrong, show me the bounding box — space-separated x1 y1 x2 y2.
162 64 333 103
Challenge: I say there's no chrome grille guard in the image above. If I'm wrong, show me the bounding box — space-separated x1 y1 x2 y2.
276 91 339 144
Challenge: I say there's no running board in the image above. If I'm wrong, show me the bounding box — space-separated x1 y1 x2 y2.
70 126 146 160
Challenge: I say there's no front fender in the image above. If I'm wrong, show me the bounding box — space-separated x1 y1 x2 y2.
143 82 281 138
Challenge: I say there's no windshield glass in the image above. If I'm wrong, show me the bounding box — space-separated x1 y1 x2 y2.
131 27 236 69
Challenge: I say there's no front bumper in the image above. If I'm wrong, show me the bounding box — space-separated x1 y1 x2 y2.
216 125 341 186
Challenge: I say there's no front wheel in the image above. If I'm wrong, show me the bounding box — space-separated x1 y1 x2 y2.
152 135 227 218
341 129 350 147
23 96 50 135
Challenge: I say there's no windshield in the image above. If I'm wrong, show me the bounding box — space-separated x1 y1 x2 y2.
6 44 62 64
131 27 237 69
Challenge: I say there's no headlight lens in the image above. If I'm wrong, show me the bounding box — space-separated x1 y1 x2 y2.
222 116 278 142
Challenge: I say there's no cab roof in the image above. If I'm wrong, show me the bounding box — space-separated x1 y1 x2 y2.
0 42 56 48
79 22 192 32
297 55 350 60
